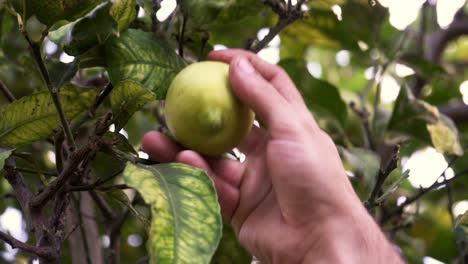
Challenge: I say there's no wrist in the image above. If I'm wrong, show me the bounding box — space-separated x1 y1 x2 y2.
301 203 403 264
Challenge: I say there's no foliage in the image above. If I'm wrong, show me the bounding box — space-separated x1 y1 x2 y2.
0 0 467 263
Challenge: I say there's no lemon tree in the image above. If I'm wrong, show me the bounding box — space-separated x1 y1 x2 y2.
0 0 467 263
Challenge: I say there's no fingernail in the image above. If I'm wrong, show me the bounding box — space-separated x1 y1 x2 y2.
237 57 255 75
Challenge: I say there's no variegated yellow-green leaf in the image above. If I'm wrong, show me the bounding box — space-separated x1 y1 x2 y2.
0 148 14 171
110 80 155 131
0 85 97 146
105 29 186 99
110 0 136 31
427 119 463 156
454 211 468 258
123 162 222 264
211 225 251 264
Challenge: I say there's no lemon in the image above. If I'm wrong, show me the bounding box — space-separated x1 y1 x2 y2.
165 61 255 157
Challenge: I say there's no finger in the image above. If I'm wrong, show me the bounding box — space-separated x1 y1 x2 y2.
175 150 240 221
237 125 266 155
206 157 245 188
209 49 304 105
141 131 182 162
228 56 294 136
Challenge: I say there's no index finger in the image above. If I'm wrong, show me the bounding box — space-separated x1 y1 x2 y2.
208 49 304 106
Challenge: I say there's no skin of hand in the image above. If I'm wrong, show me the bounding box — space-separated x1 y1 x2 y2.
142 49 404 264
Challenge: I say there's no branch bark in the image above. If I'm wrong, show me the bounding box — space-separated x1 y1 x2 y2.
248 0 305 52
0 230 55 259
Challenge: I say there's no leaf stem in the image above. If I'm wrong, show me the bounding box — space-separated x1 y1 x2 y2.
0 80 16 102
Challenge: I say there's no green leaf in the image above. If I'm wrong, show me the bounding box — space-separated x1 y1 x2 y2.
101 131 139 162
0 85 97 146
279 58 348 127
105 29 186 99
214 0 265 25
388 85 439 141
46 59 78 88
339 147 380 187
211 225 251 264
123 162 222 264
427 116 464 156
64 2 118 56
77 45 107 68
0 148 14 171
388 85 463 155
111 80 156 131
48 21 75 46
281 2 386 52
26 0 103 27
110 0 136 31
376 170 409 203
454 211 468 260
399 54 445 79
179 0 229 29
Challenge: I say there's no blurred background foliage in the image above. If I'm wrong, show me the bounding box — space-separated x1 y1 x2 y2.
0 0 467 263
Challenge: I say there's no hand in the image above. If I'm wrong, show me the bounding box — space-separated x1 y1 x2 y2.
142 49 403 263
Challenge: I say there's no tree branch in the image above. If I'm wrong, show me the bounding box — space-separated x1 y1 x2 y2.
439 102 468 124
30 139 103 208
24 35 76 149
413 17 468 97
0 80 16 102
425 19 468 63
366 145 400 211
3 157 33 212
248 0 305 52
16 167 58 177
0 230 55 259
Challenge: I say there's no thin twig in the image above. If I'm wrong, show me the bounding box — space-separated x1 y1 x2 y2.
89 191 116 220
151 0 162 32
366 145 400 211
249 0 305 52
71 83 114 133
178 13 187 58
66 169 124 192
23 35 76 149
381 166 468 223
446 180 455 225
0 80 16 102
16 167 57 177
69 184 131 192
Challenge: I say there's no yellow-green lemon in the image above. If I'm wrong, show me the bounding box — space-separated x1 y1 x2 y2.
165 61 255 157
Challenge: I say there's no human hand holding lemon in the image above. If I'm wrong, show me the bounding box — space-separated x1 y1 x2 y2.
143 49 404 264
165 61 254 157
